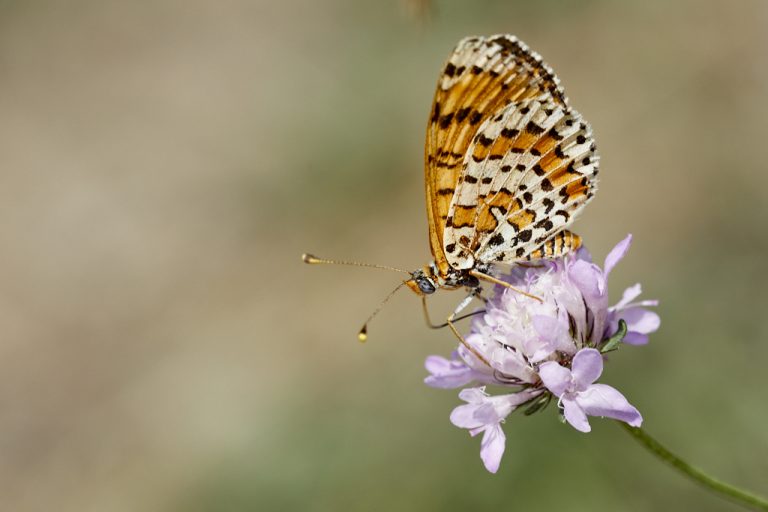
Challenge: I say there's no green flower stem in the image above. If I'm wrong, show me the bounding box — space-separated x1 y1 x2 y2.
618 422 768 511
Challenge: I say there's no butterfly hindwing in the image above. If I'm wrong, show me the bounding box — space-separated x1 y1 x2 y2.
443 98 599 268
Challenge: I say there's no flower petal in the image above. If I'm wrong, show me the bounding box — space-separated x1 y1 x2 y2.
613 283 642 310
620 308 661 334
450 403 483 429
424 354 452 374
532 308 575 356
622 332 649 345
571 348 604 389
424 355 476 389
473 401 502 424
538 361 572 397
491 351 538 383
604 234 633 277
562 397 591 432
480 424 506 473
532 314 559 340
569 260 606 299
575 384 643 427
457 387 487 404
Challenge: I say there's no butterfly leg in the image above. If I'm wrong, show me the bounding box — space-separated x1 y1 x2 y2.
469 270 543 303
421 292 485 330
469 285 488 304
446 309 491 368
445 290 492 366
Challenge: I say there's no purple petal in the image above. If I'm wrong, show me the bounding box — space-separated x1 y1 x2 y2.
492 350 538 383
450 403 483 429
562 398 591 432
604 234 633 277
457 387 487 404
501 389 544 408
574 246 593 263
613 283 642 309
623 332 649 345
425 354 453 374
480 392 540 424
575 384 643 427
529 314 562 360
424 355 476 389
473 402 502 425
530 309 575 357
571 348 604 389
569 260 606 299
620 308 661 335
538 361 571 397
532 314 558 340
480 424 506 473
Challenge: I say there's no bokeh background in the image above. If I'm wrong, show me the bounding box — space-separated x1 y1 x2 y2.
1 1 767 510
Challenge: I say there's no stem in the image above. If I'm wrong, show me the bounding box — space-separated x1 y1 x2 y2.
618 422 768 511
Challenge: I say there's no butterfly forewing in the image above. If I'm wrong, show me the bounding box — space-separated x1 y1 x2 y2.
425 34 598 276
425 35 569 275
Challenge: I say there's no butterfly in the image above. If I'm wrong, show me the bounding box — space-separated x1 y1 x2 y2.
407 34 598 297
305 35 598 342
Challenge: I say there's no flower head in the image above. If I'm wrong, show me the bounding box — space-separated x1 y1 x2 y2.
425 234 659 471
449 387 541 473
539 348 642 432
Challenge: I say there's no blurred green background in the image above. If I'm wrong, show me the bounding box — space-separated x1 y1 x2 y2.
1 0 767 510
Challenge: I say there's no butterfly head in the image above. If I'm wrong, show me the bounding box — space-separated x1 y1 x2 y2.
406 267 438 295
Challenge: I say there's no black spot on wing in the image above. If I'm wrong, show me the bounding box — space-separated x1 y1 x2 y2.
501 128 519 138
476 134 494 147
456 107 471 122
488 233 505 246
525 121 545 135
431 103 441 123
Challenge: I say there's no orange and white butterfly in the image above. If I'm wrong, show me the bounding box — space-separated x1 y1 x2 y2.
305 34 599 340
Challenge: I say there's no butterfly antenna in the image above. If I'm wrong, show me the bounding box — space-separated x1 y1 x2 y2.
357 281 407 342
302 253 411 275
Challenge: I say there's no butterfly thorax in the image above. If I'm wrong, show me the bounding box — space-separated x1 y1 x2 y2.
405 261 482 296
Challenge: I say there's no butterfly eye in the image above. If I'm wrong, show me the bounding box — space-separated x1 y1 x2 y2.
417 278 437 294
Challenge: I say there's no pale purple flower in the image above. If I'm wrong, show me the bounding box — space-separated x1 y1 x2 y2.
424 234 659 472
424 351 497 389
607 283 660 345
449 387 542 473
539 348 642 432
